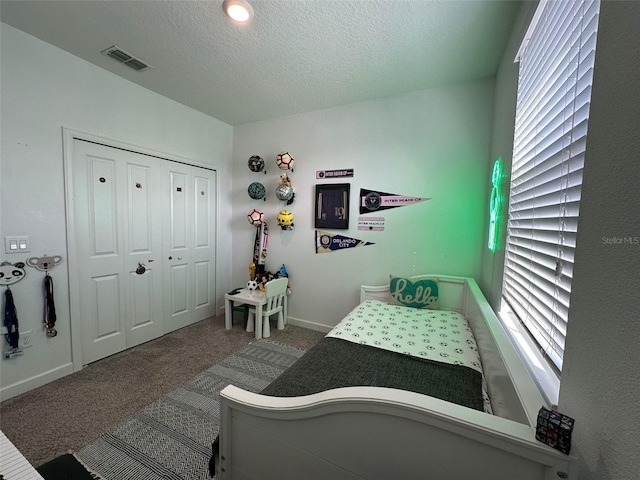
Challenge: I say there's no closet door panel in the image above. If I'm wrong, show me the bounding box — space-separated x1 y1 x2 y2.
71 138 217 363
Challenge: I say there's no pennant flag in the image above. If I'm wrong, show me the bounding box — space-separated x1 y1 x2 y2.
359 188 430 214
253 222 269 265
316 231 374 254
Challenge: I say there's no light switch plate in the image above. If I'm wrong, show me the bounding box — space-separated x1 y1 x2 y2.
4 235 31 254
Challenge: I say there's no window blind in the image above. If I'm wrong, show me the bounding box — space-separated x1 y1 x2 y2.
503 0 600 371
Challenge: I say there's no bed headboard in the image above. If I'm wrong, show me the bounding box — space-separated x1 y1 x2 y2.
361 274 467 311
361 274 546 427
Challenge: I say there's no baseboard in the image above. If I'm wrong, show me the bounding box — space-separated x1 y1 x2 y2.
286 316 333 334
0 362 74 402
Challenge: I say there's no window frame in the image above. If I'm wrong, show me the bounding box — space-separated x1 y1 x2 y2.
500 0 600 398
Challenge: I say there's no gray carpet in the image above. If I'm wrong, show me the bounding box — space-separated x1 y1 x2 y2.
0 314 325 468
75 341 305 479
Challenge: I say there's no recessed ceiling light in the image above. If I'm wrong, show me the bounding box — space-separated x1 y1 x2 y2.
223 0 254 23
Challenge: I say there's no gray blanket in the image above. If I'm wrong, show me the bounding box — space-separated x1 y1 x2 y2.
261 337 483 411
210 337 483 475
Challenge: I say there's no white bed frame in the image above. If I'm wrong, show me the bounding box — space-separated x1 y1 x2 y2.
218 275 576 480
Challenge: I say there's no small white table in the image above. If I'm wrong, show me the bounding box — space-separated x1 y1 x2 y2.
224 288 288 340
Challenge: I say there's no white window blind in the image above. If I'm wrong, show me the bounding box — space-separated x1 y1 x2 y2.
503 0 600 372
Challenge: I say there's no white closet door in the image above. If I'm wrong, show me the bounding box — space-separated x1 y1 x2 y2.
73 141 164 363
164 163 217 332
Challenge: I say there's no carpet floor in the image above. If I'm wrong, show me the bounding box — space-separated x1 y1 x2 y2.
0 314 325 468
75 341 304 479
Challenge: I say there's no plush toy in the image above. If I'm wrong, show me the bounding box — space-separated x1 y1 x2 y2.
279 173 292 188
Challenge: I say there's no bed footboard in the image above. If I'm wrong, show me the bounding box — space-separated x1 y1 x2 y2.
218 385 573 480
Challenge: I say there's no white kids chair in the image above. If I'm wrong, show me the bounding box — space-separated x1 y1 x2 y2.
246 277 288 338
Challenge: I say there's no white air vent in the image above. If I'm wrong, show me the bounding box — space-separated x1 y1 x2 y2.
101 46 152 71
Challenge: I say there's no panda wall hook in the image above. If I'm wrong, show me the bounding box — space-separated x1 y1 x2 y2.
0 261 26 287
26 254 63 272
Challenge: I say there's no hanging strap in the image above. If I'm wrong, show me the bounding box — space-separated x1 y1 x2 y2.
44 274 58 337
4 289 20 349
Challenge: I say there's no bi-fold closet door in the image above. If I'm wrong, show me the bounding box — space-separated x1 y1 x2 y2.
71 140 216 365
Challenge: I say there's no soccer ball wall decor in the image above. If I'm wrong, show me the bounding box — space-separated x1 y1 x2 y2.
248 155 265 173
276 152 295 171
247 209 264 226
248 182 266 200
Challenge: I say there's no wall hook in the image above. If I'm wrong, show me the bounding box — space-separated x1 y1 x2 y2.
26 255 63 272
0 261 26 286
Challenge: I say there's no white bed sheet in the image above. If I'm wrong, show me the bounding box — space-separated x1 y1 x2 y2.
326 299 493 413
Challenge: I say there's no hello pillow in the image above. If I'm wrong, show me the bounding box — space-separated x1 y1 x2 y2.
389 276 439 309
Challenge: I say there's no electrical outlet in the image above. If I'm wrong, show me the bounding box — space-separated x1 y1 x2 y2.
20 331 33 349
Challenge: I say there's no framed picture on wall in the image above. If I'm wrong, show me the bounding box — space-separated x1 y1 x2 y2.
315 183 350 229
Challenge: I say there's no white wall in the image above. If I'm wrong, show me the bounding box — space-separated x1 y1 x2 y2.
482 2 640 479
232 80 495 330
0 23 233 400
479 2 535 307
560 2 640 479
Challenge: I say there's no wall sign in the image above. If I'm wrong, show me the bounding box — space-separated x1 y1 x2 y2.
488 158 503 253
359 188 429 214
316 231 374 254
357 216 385 231
316 169 354 179
315 183 350 229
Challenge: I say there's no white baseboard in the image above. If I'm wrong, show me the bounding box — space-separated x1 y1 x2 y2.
221 304 334 334
0 362 74 402
286 316 333 334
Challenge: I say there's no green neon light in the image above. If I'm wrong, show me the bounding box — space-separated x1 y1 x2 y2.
488 158 503 253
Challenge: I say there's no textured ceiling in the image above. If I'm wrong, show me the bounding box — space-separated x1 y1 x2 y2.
1 0 522 126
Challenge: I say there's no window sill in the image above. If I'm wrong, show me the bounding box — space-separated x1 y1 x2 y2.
498 303 560 407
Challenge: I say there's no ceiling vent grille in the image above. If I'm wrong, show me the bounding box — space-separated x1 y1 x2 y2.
101 46 152 71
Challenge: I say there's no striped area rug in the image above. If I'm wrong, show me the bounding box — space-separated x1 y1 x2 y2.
75 341 304 480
